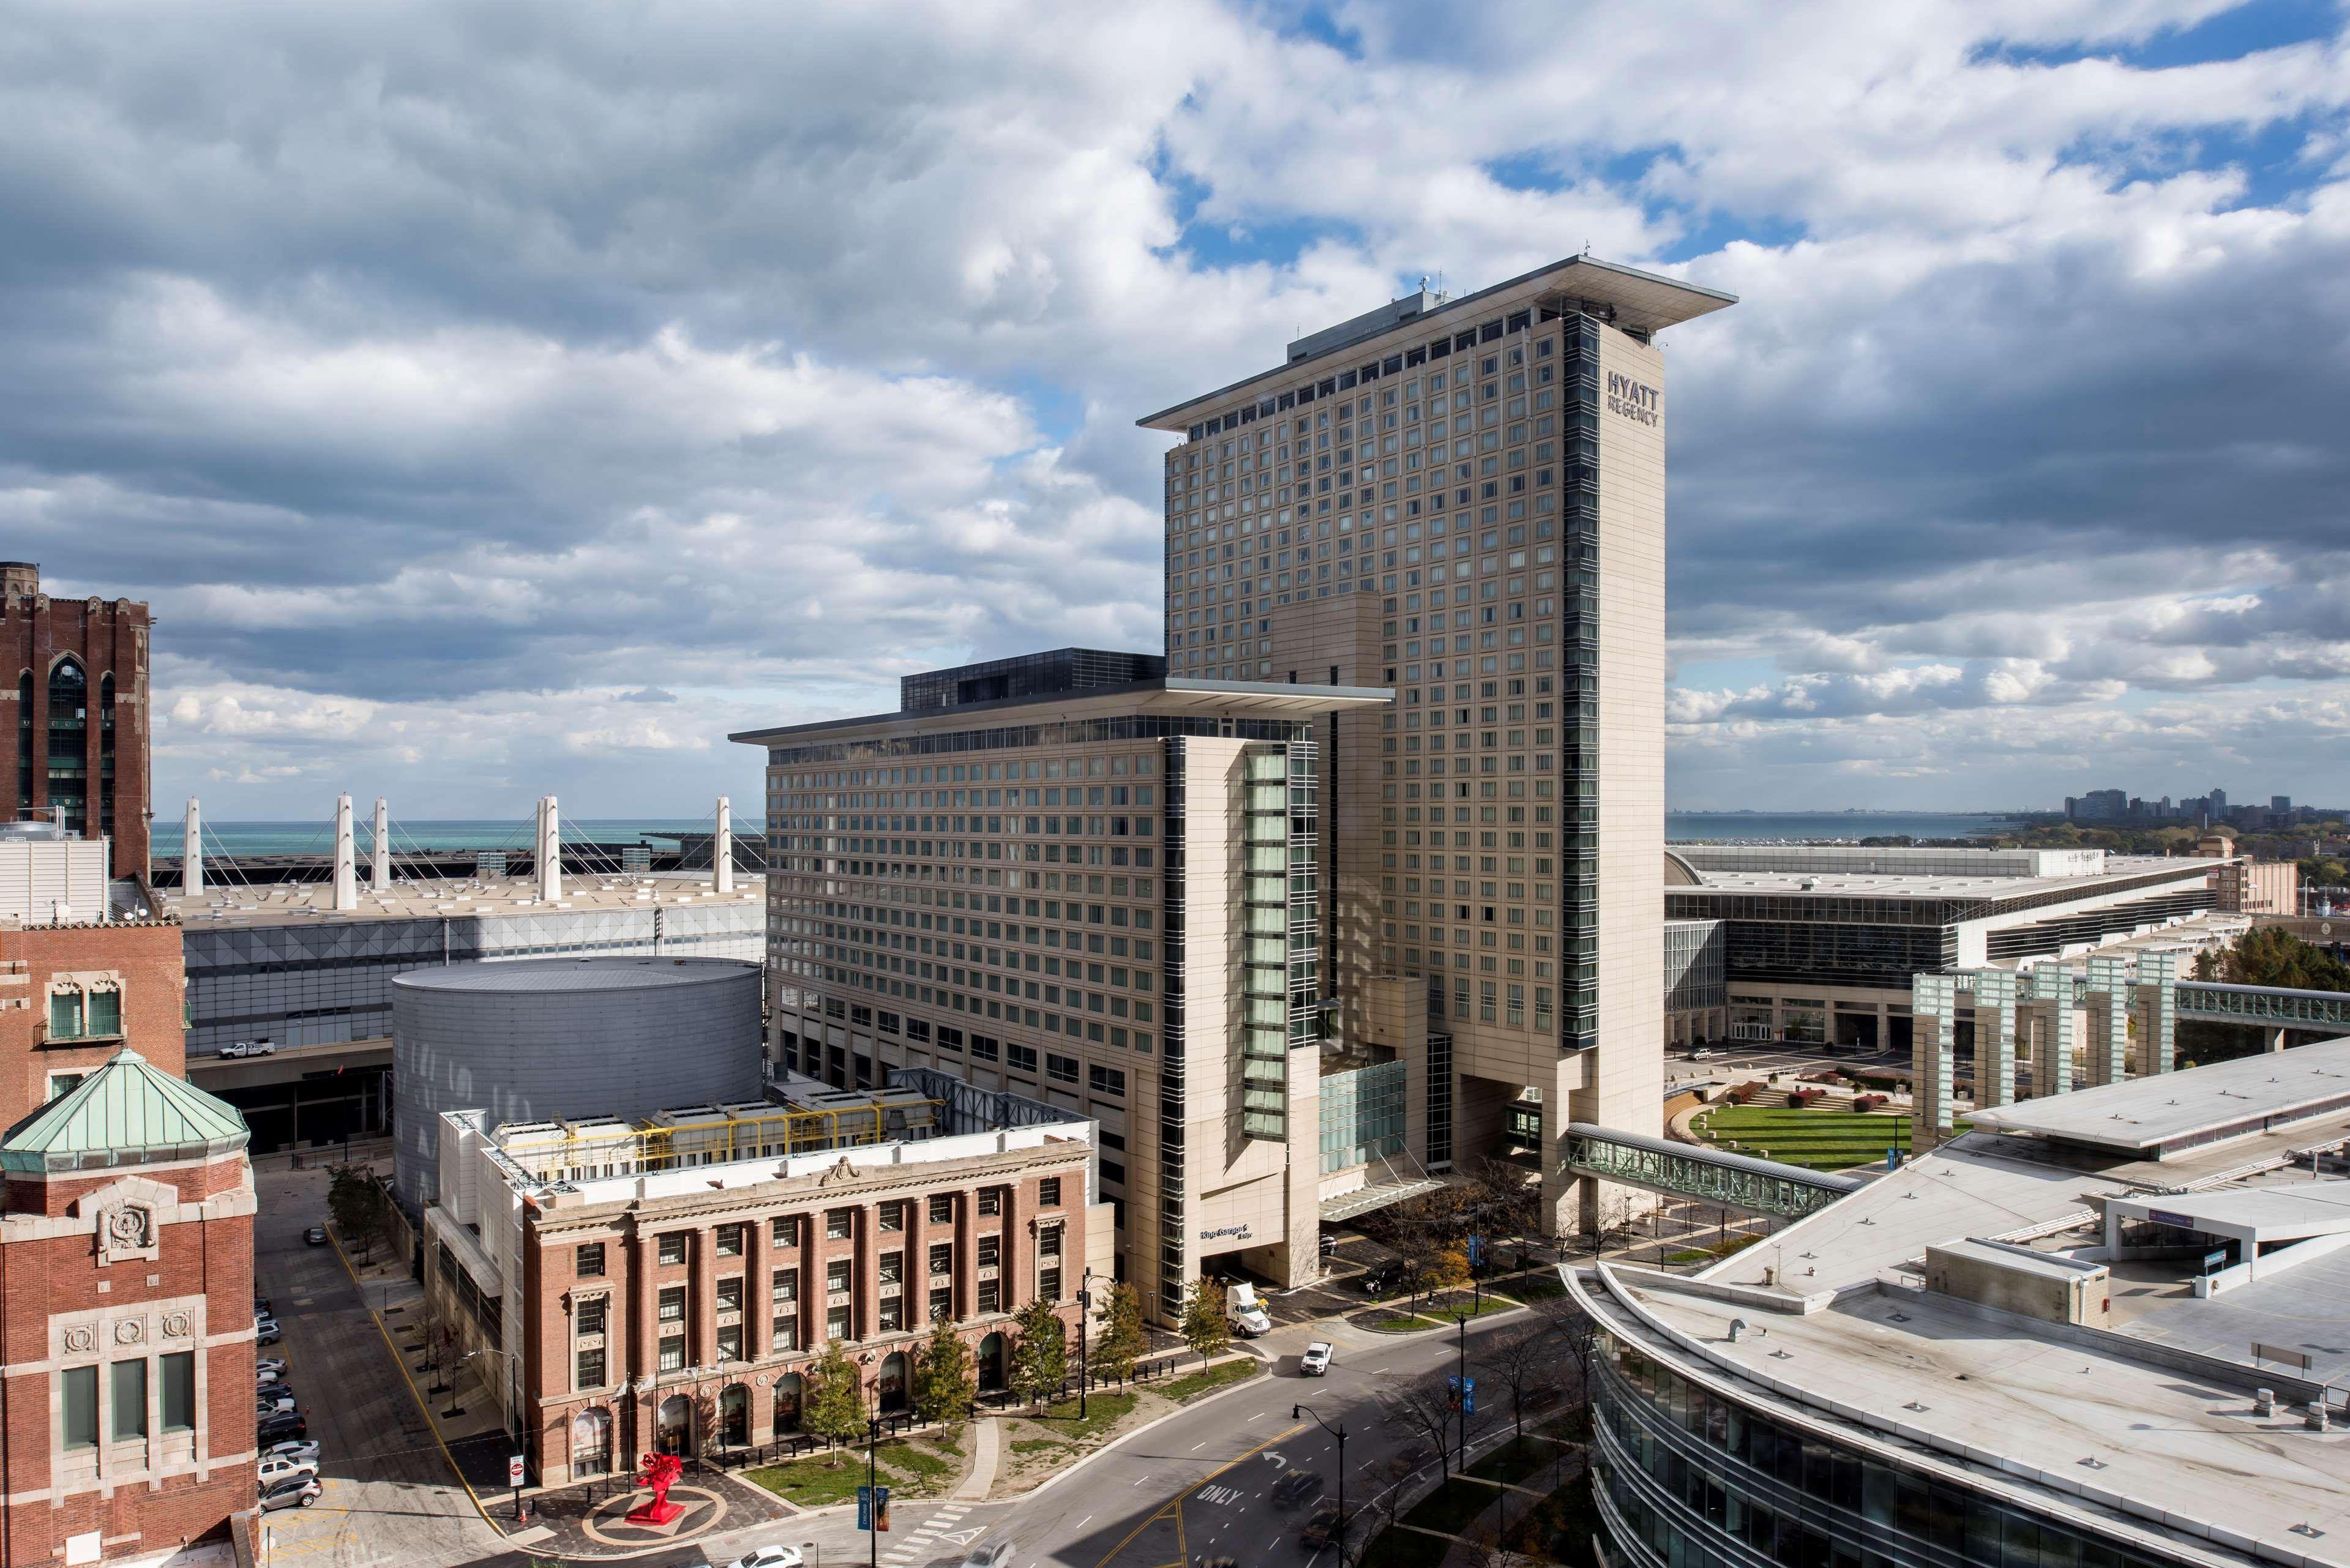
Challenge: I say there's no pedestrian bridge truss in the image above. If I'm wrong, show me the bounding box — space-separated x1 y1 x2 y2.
2170 980 2350 1030
1560 1123 1861 1221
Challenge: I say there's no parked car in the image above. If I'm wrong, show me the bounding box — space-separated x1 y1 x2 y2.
1271 1471 1324 1508
255 1315 283 1346
1356 1260 1413 1296
256 1390 297 1416
1299 1342 1333 1376
713 1548 804 1568
1299 1499 1344 1550
959 1545 1016 1568
258 1411 309 1445
255 1357 288 1379
220 1038 277 1058
1318 1231 1339 1257
264 1437 320 1467
1688 1048 1715 1061
253 1296 272 1316
257 1452 317 1487
258 1475 320 1512
304 1226 327 1245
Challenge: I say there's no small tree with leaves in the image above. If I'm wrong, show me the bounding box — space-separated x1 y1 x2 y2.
802 1338 867 1465
1094 1281 1147 1381
1009 1298 1068 1409
913 1313 976 1428
327 1164 388 1265
1178 1280 1229 1369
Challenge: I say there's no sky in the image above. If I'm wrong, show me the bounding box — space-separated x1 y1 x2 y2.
5 0 2348 824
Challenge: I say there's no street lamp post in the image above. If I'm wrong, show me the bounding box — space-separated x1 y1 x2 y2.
1293 1403 1347 1566
463 1348 527 1518
866 1416 882 1568
1077 1272 1093 1420
1456 1316 1469 1474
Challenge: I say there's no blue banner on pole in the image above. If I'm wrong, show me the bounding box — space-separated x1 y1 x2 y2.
859 1485 891 1531
1464 1376 1476 1416
858 1486 872 1531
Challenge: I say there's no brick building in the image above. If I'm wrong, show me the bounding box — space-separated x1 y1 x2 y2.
424 1076 1110 1485
1 821 185 1133
0 1047 256 1565
2 564 154 878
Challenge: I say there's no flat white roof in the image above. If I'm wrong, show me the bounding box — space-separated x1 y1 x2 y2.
2111 1181 2350 1242
1682 855 2207 901
166 872 762 928
1966 1037 2350 1152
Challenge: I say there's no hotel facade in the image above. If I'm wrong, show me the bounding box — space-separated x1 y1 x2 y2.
734 659 1387 1321
1136 257 1734 1234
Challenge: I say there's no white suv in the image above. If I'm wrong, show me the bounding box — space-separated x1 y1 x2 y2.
258 1452 317 1487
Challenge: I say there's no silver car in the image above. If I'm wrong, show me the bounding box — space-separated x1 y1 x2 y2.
959 1545 1016 1568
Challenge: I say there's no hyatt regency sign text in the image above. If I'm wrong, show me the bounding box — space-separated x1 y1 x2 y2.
1606 371 1660 427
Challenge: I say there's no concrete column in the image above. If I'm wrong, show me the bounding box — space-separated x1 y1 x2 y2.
2133 952 2177 1076
902 1195 927 1329
2269 1026 2289 1054
1968 971 2018 1111
2086 957 2130 1086
2026 966 2075 1096
1910 973 1958 1154
371 796 389 893
182 798 201 896
539 794 563 902
332 792 357 911
1005 1182 1031 1314
714 796 733 894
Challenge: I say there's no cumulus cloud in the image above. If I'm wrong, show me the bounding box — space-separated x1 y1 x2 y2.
0 0 2346 814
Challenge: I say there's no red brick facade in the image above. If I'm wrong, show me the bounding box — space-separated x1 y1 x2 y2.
1 565 153 878
445 1145 1099 1484
0 921 187 1134
0 1151 256 1565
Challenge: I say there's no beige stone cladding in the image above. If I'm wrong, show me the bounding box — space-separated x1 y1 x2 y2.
1139 257 1731 1241
735 680 1381 1324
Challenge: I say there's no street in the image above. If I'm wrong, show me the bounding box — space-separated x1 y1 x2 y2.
251 1160 515 1568
255 1152 1563 1568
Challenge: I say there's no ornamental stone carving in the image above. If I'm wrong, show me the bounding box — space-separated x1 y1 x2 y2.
114 1319 144 1346
161 1311 193 1338
62 1325 96 1354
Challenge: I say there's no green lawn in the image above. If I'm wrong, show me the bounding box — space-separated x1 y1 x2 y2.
1022 1389 1135 1444
1691 1105 1969 1171
744 1437 955 1506
1160 1359 1259 1401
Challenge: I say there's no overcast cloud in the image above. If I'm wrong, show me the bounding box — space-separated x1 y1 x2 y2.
4 0 2347 821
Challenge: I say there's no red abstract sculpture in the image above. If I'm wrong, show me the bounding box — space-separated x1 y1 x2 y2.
624 1452 686 1525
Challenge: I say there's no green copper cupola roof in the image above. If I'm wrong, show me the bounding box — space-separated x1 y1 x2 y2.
0 1047 249 1174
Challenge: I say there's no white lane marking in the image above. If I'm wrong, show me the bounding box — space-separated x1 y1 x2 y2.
1075 1514 1093 1528
1247 1411 1266 1421
1190 1441 1205 1450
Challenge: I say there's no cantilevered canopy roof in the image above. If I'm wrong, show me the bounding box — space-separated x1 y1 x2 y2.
1 1047 249 1174
1965 1036 2350 1155
732 678 1390 747
1136 254 1737 432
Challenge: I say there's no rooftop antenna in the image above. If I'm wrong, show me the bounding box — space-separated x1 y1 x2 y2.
1583 239 1592 256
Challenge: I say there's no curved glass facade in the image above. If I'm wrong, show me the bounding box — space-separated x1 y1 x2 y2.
1590 1325 2199 1568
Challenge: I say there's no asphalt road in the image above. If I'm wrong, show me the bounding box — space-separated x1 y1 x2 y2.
673 1307 1544 1568
251 1162 515 1568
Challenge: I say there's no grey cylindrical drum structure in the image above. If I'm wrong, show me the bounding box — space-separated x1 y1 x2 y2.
392 955 760 1206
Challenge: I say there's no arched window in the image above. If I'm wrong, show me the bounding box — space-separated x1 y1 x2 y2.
13 671 28 813
97 673 114 840
45 659 86 835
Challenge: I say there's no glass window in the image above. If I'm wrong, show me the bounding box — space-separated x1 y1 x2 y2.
160 1351 194 1433
717 1277 743 1312
929 1286 953 1323
111 1359 146 1440
827 1259 851 1293
659 1286 685 1323
1039 1178 1061 1208
929 1193 954 1224
658 1233 686 1266
826 1208 855 1240
773 1267 798 1301
717 1325 743 1361
979 1189 1001 1217
774 1313 801 1351
978 1279 1000 1315
929 1242 953 1275
577 1348 606 1388
577 1242 606 1277
86 990 121 1037
577 1297 608 1335
880 1201 905 1232
49 991 81 1040
658 1337 684 1372
880 1296 904 1333
1039 1268 1061 1302
827 1306 851 1342
716 1223 743 1256
978 1234 1000 1268
772 1215 801 1247
62 1365 100 1448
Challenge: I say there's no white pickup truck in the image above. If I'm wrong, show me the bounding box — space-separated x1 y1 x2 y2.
1225 1282 1272 1337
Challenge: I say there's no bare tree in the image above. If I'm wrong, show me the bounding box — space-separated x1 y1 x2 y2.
1478 1321 1562 1442
1380 1370 1496 1482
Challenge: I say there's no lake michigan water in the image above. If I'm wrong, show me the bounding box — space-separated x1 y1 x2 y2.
189 811 2022 856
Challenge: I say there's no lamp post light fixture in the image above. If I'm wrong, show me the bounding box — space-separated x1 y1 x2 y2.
867 1415 883 1568
1293 1403 1347 1562
1077 1271 1094 1420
